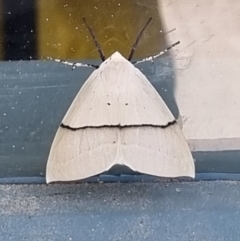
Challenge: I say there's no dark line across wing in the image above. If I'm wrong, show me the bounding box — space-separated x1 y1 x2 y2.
60 120 177 131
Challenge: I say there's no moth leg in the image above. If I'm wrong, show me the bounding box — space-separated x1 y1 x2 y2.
133 41 180 65
128 17 152 61
82 18 105 62
47 57 98 69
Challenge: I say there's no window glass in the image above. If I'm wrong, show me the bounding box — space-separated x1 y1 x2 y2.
1 0 240 180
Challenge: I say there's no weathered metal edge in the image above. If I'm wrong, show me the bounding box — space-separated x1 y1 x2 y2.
1 173 240 184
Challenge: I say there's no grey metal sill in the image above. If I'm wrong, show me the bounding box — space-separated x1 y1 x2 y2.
1 181 240 241
1 173 240 184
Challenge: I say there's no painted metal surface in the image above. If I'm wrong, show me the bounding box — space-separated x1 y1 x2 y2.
0 181 239 240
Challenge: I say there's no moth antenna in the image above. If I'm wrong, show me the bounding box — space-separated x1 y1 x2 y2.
128 17 152 61
82 17 105 62
47 57 98 69
134 41 180 65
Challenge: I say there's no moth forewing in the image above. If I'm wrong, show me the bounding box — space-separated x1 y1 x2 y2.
46 52 195 183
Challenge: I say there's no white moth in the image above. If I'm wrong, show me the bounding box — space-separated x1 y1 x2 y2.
46 18 195 183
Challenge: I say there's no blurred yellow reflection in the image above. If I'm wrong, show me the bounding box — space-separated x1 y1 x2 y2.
37 0 166 60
